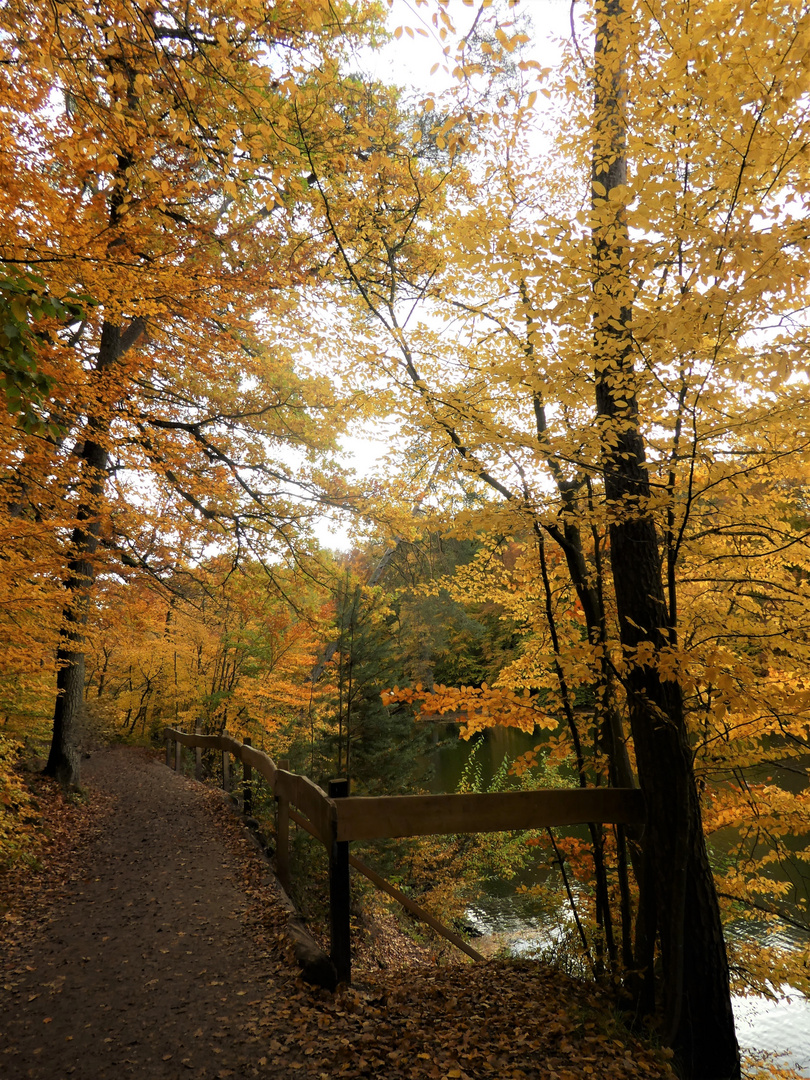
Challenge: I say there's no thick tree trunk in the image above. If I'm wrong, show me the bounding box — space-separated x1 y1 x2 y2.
47 641 85 788
45 317 145 787
607 519 739 1076
591 2 739 1075
44 426 110 787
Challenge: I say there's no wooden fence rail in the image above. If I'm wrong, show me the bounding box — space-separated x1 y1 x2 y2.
164 726 645 984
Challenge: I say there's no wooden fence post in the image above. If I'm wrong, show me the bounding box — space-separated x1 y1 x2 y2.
175 731 182 772
165 733 171 768
194 719 202 781
328 778 351 985
276 758 291 893
243 737 253 816
222 748 230 793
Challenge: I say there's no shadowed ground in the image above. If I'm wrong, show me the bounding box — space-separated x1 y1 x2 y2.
0 747 310 1078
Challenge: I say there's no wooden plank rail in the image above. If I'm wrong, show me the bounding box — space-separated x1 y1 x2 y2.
348 853 486 963
288 773 335 844
163 726 645 985
334 788 645 842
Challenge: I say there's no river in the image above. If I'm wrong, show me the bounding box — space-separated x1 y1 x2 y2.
428 725 810 1075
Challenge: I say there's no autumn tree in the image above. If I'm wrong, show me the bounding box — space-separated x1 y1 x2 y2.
83 559 330 752
0 0 388 785
305 0 810 1073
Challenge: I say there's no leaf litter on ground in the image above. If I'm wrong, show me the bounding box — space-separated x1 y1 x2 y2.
2 748 680 1079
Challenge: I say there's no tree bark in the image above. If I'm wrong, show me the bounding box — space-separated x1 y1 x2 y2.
44 317 145 787
591 1 739 1074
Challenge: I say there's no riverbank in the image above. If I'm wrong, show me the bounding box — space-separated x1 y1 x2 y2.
429 725 810 1077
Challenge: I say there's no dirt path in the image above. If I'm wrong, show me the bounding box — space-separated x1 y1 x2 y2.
0 747 307 1079
0 746 674 1080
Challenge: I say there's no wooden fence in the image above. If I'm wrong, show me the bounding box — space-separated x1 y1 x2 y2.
164 727 645 983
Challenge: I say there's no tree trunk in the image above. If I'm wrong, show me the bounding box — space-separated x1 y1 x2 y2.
607 525 739 1076
44 425 110 787
44 317 145 788
591 1 739 1075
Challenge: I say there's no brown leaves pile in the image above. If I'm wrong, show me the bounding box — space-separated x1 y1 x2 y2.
273 964 676 1080
0 764 112 955
221 794 676 1080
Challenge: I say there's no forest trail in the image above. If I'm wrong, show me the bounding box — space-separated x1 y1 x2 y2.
0 745 314 1079
0 746 674 1080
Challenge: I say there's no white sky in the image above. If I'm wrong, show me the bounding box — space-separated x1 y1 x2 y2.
375 0 573 81
315 0 574 550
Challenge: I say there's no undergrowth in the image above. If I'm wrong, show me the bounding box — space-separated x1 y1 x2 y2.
0 734 40 870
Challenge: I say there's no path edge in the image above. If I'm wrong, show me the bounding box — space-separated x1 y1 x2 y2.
219 789 338 992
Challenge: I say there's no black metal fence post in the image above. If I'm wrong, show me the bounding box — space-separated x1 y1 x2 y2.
328 778 350 984
276 758 291 893
243 737 253 816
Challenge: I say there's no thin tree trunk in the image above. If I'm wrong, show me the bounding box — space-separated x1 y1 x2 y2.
96 647 110 699
536 529 615 975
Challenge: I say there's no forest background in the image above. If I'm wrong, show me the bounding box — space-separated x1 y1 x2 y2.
1 0 809 1077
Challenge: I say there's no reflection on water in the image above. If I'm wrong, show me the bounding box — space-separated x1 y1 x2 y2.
729 922 810 1075
734 990 809 1076
465 899 810 1076
430 725 810 1075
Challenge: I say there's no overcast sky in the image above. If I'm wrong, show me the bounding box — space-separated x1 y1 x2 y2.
315 0 575 551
